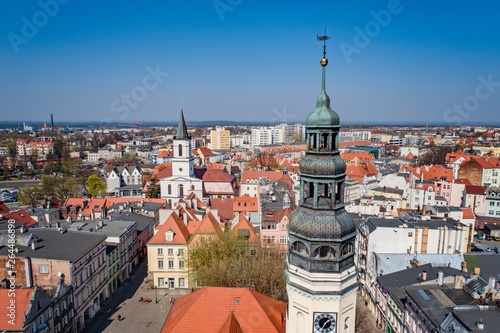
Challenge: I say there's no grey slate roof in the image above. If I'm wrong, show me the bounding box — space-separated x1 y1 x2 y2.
0 228 106 262
111 212 154 233
374 253 465 277
366 217 464 232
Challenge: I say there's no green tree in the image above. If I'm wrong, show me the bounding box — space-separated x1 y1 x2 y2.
19 185 42 207
85 174 107 198
188 234 287 301
146 177 160 198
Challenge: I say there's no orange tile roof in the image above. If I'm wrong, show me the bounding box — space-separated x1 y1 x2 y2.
4 209 38 227
340 152 374 162
198 147 215 157
339 140 373 147
104 197 166 208
461 208 475 219
157 150 172 158
192 212 224 237
153 162 173 179
160 287 286 333
148 212 190 245
231 213 259 243
0 288 34 330
81 198 107 216
63 198 87 207
219 313 243 333
241 171 283 183
233 196 258 212
346 164 378 178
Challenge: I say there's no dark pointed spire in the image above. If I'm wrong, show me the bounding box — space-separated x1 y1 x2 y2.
175 108 190 140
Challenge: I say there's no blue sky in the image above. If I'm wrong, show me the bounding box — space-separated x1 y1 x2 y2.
1 1 499 125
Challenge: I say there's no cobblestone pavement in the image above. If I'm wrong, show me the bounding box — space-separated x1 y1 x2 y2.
83 260 189 333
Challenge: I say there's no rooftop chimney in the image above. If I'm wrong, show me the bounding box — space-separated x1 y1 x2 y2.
476 318 484 330
461 261 467 272
488 276 496 289
454 274 464 289
31 239 37 250
437 270 444 286
422 270 427 281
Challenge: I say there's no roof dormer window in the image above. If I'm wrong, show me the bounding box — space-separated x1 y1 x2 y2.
166 231 174 241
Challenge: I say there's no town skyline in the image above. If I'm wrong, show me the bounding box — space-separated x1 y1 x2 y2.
1 1 500 125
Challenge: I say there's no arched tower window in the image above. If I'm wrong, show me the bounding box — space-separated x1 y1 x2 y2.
313 246 336 259
178 144 183 157
179 184 184 197
167 184 172 195
292 241 309 256
341 243 354 257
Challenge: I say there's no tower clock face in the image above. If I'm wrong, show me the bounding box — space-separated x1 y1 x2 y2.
313 312 336 333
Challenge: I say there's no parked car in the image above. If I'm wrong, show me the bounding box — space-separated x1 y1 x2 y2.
474 234 485 240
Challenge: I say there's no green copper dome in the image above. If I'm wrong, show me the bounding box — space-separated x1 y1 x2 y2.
306 65 340 126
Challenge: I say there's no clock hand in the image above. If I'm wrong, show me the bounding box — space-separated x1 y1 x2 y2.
321 319 332 330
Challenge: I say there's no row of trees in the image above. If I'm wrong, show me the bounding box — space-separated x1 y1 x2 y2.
19 174 107 207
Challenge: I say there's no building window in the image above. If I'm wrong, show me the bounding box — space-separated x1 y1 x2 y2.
178 144 183 157
179 278 185 287
39 264 49 274
408 232 413 237
158 277 165 287
179 261 184 269
179 184 184 197
263 236 275 244
168 248 174 256
158 260 164 269
168 260 174 269
489 210 494 215
496 211 500 216
279 236 287 244
490 202 495 206
166 232 173 241
168 184 172 195
178 249 184 256
292 241 309 255
157 248 163 255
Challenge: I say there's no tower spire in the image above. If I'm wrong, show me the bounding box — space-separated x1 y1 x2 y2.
317 28 330 91
176 107 190 140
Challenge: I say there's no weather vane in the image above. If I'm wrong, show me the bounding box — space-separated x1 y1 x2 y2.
316 27 330 58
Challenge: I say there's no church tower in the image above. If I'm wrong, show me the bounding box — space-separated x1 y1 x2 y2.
161 109 203 206
172 109 195 178
285 33 358 333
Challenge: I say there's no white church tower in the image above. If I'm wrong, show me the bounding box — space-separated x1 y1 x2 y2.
285 32 358 333
160 109 203 207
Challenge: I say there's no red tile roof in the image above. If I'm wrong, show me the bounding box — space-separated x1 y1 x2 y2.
0 288 34 330
81 198 107 216
0 200 10 213
160 287 286 333
464 185 485 196
153 162 173 179
149 212 190 245
340 152 374 162
203 168 235 182
198 147 215 157
4 209 37 227
210 198 234 221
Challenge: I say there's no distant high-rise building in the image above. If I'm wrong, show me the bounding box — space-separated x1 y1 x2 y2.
210 126 230 150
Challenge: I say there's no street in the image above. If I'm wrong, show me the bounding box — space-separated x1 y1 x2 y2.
82 260 188 333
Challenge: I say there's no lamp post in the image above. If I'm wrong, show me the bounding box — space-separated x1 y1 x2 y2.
155 286 158 303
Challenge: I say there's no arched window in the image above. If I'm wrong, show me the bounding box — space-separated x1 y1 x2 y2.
167 184 172 195
313 246 336 259
178 144 183 157
179 184 184 197
292 241 309 255
191 184 195 191
341 243 354 257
